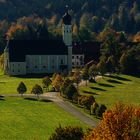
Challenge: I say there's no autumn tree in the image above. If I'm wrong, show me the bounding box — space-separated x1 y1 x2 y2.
7 24 30 40
52 74 63 91
84 103 140 140
17 82 27 97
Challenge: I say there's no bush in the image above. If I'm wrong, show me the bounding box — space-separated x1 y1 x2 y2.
49 125 84 140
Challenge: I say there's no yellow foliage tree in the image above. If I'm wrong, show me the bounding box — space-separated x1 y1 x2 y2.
84 103 140 140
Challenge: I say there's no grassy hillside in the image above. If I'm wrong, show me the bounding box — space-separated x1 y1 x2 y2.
80 74 140 108
0 97 88 140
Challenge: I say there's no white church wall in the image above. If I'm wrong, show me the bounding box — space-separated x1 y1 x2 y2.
9 62 26 75
26 55 68 74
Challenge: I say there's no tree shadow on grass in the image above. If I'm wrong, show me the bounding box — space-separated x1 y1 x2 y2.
0 98 5 101
105 75 131 81
90 87 107 91
83 90 98 95
40 99 52 103
24 97 38 101
107 79 123 84
0 95 4 98
0 82 5 84
98 83 115 87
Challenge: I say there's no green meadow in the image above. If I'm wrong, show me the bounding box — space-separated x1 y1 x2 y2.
0 71 42 94
80 74 140 108
0 97 88 140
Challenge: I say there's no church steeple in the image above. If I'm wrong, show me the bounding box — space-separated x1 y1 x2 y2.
62 5 72 71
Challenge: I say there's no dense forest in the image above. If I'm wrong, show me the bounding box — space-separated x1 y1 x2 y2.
0 0 140 34
0 0 140 53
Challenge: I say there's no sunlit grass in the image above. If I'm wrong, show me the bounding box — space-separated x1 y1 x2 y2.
80 74 140 108
0 97 88 140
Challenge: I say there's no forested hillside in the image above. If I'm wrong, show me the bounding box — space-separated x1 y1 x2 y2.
0 0 140 34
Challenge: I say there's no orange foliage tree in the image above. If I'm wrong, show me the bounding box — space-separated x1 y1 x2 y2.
84 103 140 140
52 74 63 91
6 24 29 40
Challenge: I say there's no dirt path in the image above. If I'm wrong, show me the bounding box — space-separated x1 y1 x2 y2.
43 93 97 127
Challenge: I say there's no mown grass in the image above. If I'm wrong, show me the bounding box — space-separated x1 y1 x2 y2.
80 74 140 108
0 97 88 140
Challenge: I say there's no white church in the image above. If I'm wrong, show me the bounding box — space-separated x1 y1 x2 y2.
4 7 84 76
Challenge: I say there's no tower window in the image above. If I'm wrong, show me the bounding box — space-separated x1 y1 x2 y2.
72 56 74 59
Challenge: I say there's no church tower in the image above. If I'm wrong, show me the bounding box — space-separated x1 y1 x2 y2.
62 5 72 71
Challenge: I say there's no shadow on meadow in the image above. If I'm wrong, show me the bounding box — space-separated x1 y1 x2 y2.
98 83 115 87
83 90 98 95
0 95 5 101
90 87 107 91
40 99 53 103
107 79 123 84
105 75 131 81
24 97 38 101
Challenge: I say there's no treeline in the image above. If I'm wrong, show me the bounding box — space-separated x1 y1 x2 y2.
0 0 140 34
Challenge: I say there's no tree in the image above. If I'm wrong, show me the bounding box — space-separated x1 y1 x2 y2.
7 24 30 40
31 84 43 99
84 103 140 140
60 78 73 97
65 84 78 100
82 66 89 86
0 53 4 70
120 45 140 74
49 125 84 140
97 57 107 76
42 76 52 91
17 82 27 97
52 74 63 91
72 69 81 89
88 64 98 82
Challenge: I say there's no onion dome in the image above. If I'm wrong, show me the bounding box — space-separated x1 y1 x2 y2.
62 5 71 25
